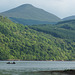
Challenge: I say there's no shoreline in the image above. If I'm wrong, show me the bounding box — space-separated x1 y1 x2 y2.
39 69 75 75
0 59 75 61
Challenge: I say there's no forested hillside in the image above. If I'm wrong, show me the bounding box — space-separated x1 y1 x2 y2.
30 20 75 40
0 16 75 61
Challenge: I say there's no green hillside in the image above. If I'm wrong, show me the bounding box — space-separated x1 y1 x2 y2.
0 16 75 61
0 4 61 24
30 20 75 40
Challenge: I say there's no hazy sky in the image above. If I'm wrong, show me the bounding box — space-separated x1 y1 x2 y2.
0 0 75 19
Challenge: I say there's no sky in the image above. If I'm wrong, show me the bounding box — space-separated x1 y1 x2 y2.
0 0 75 19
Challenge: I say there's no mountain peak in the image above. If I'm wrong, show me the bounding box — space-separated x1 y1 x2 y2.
0 4 61 23
19 4 34 8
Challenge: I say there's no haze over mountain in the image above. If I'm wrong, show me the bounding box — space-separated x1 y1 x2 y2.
0 4 61 25
63 15 75 21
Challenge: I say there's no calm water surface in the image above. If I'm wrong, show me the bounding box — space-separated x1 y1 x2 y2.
0 61 75 75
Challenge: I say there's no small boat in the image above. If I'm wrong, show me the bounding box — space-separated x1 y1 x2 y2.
7 62 16 64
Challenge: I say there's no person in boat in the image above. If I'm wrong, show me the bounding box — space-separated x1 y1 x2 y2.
7 62 15 64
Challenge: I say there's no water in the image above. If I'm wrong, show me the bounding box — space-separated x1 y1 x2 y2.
0 61 75 75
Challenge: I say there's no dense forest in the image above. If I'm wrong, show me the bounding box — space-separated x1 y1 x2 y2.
0 16 75 61
29 20 75 40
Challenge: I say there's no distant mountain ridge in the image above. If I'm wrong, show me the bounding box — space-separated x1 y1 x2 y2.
0 4 61 25
63 15 75 21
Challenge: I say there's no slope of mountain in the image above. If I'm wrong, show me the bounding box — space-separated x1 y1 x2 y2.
30 19 75 40
0 4 61 25
63 15 75 21
0 16 75 61
9 17 56 25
